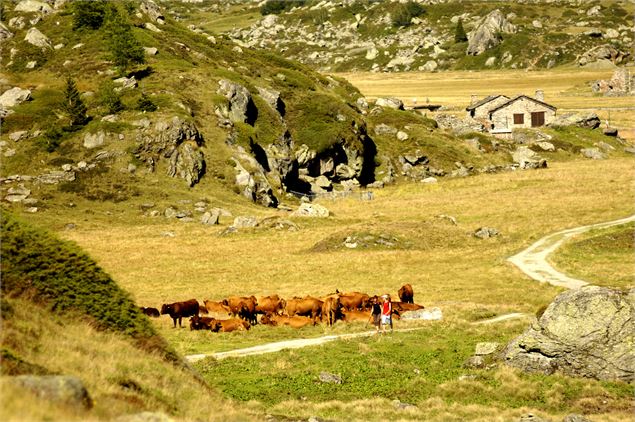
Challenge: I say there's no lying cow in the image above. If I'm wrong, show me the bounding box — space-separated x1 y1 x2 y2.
285 296 323 323
341 309 372 323
214 318 251 332
161 299 200 328
139 306 160 318
398 284 414 304
261 313 314 328
222 296 258 325
392 301 424 313
190 315 221 331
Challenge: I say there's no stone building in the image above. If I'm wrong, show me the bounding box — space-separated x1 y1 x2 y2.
466 94 509 119
488 90 557 132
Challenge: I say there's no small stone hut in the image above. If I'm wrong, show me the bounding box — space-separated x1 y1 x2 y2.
488 90 557 131
466 94 510 119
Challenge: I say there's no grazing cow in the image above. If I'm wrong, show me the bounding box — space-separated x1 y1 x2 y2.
161 299 200 328
341 309 372 323
255 295 286 316
139 306 160 318
189 315 221 331
392 301 424 313
337 291 370 311
398 284 414 304
215 318 250 332
203 300 231 318
322 296 341 327
261 314 314 328
222 296 258 325
285 296 323 323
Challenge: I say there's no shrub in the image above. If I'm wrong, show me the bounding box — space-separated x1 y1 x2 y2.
103 9 145 72
392 1 425 27
260 0 305 16
137 93 157 112
99 80 124 114
62 77 89 127
72 0 112 30
455 18 468 42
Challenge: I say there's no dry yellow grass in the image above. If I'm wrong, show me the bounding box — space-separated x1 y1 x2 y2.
337 69 635 141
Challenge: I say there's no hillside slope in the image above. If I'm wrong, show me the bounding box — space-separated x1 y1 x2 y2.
184 0 634 72
0 212 260 421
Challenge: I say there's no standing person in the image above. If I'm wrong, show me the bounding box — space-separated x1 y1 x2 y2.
369 296 382 334
381 294 393 333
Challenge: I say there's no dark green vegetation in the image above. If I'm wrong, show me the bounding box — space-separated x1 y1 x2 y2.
392 1 426 27
62 77 89 127
260 0 307 16
196 323 634 414
551 223 634 289
0 212 175 361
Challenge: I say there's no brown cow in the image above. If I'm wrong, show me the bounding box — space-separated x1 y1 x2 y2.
139 306 160 318
203 300 231 317
341 309 372 323
189 315 221 331
398 284 414 304
322 296 341 327
215 318 251 332
261 314 314 328
392 301 424 313
285 296 323 323
161 299 199 328
222 296 258 325
255 295 286 316
338 291 370 311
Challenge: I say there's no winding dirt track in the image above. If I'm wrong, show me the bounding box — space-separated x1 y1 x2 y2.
507 214 635 289
184 215 634 362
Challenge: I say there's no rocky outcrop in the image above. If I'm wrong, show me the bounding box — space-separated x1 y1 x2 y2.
0 23 14 42
549 113 601 129
134 117 206 187
0 87 32 109
578 45 630 67
14 0 54 15
3 375 92 409
467 10 516 56
591 68 634 96
232 147 278 208
375 97 404 110
217 79 257 125
140 1 165 24
256 86 285 117
24 27 52 49
504 286 634 382
512 146 547 169
292 203 329 217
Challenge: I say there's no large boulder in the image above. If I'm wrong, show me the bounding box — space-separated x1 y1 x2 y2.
0 23 14 42
140 1 164 24
467 10 516 56
24 27 52 49
0 87 32 109
578 44 629 66
511 146 547 169
375 97 404 110
292 203 330 218
134 117 206 187
217 80 257 125
14 0 53 15
548 112 601 129
3 375 92 409
256 86 284 116
232 154 278 208
504 286 635 382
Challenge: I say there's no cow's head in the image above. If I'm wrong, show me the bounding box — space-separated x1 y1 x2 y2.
221 299 229 306
160 303 173 315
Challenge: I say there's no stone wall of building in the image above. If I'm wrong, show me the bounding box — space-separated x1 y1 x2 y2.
490 97 555 130
471 96 509 119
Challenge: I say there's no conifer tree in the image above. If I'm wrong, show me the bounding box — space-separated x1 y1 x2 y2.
137 93 157 112
63 77 88 127
104 9 145 72
455 18 468 43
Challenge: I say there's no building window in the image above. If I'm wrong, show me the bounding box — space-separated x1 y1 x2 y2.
531 111 545 127
513 114 524 124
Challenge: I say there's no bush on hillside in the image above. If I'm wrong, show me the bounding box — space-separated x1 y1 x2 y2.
0 212 177 362
137 93 157 112
455 18 468 42
62 76 89 127
72 0 112 30
392 1 425 27
103 9 145 72
260 0 306 15
99 80 124 114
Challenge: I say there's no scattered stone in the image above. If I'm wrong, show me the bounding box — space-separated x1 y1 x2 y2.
0 87 32 109
113 76 137 90
3 375 92 410
562 415 593 422
436 214 457 225
474 227 499 239
24 27 52 49
144 22 161 33
256 86 284 116
421 177 437 184
375 97 404 110
164 207 177 218
160 231 175 237
504 286 634 381
596 141 615 152
8 130 28 142
257 216 299 231
5 185 30 202
143 47 158 56
318 372 342 384
624 147 635 154
464 355 485 369
201 210 220 226
64 223 76 230
83 131 105 149
114 412 175 422
232 216 258 228
421 60 438 72
14 0 54 15
602 127 618 137
536 141 555 152
396 131 408 141
475 342 499 356
374 124 397 136
580 148 606 160
512 146 547 169
292 203 330 218
8 16 25 30
140 0 164 23
518 413 550 422
25 61 37 69
485 57 497 67
401 308 442 321
392 399 417 411
4 148 16 157
61 164 72 172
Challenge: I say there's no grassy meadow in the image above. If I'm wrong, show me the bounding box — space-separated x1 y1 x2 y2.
44 155 634 421
338 69 635 141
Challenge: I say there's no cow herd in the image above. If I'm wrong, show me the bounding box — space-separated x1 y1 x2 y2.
139 284 423 333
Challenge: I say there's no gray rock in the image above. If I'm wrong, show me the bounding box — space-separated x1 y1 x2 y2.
602 127 618 137
375 97 404 110
356 97 369 110
0 23 14 42
421 60 438 72
144 22 161 33
233 216 258 228
578 44 627 66
5 184 30 202
140 1 164 23
580 148 606 160
257 217 299 231
0 87 32 109
464 355 485 369
115 412 175 422
512 146 547 169
113 76 137 90
217 79 256 125
256 86 284 116
143 47 158 56
518 414 550 422
396 131 408 141
232 156 278 207
474 227 499 239
475 342 499 356
504 286 635 381
562 414 593 422
24 27 51 49
625 147 635 154
596 141 615 152
3 375 92 409
536 141 555 152
292 203 329 218
83 131 105 149
37 171 75 184
467 10 516 56
549 112 600 129
374 124 397 136
164 207 177 218
392 399 417 411
201 210 220 225
260 14 278 29
335 163 356 180
318 372 342 384
14 0 53 15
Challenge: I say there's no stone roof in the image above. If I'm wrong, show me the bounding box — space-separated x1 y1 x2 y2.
488 95 557 114
465 94 508 111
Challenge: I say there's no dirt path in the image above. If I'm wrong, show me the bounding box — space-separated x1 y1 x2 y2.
507 214 635 289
